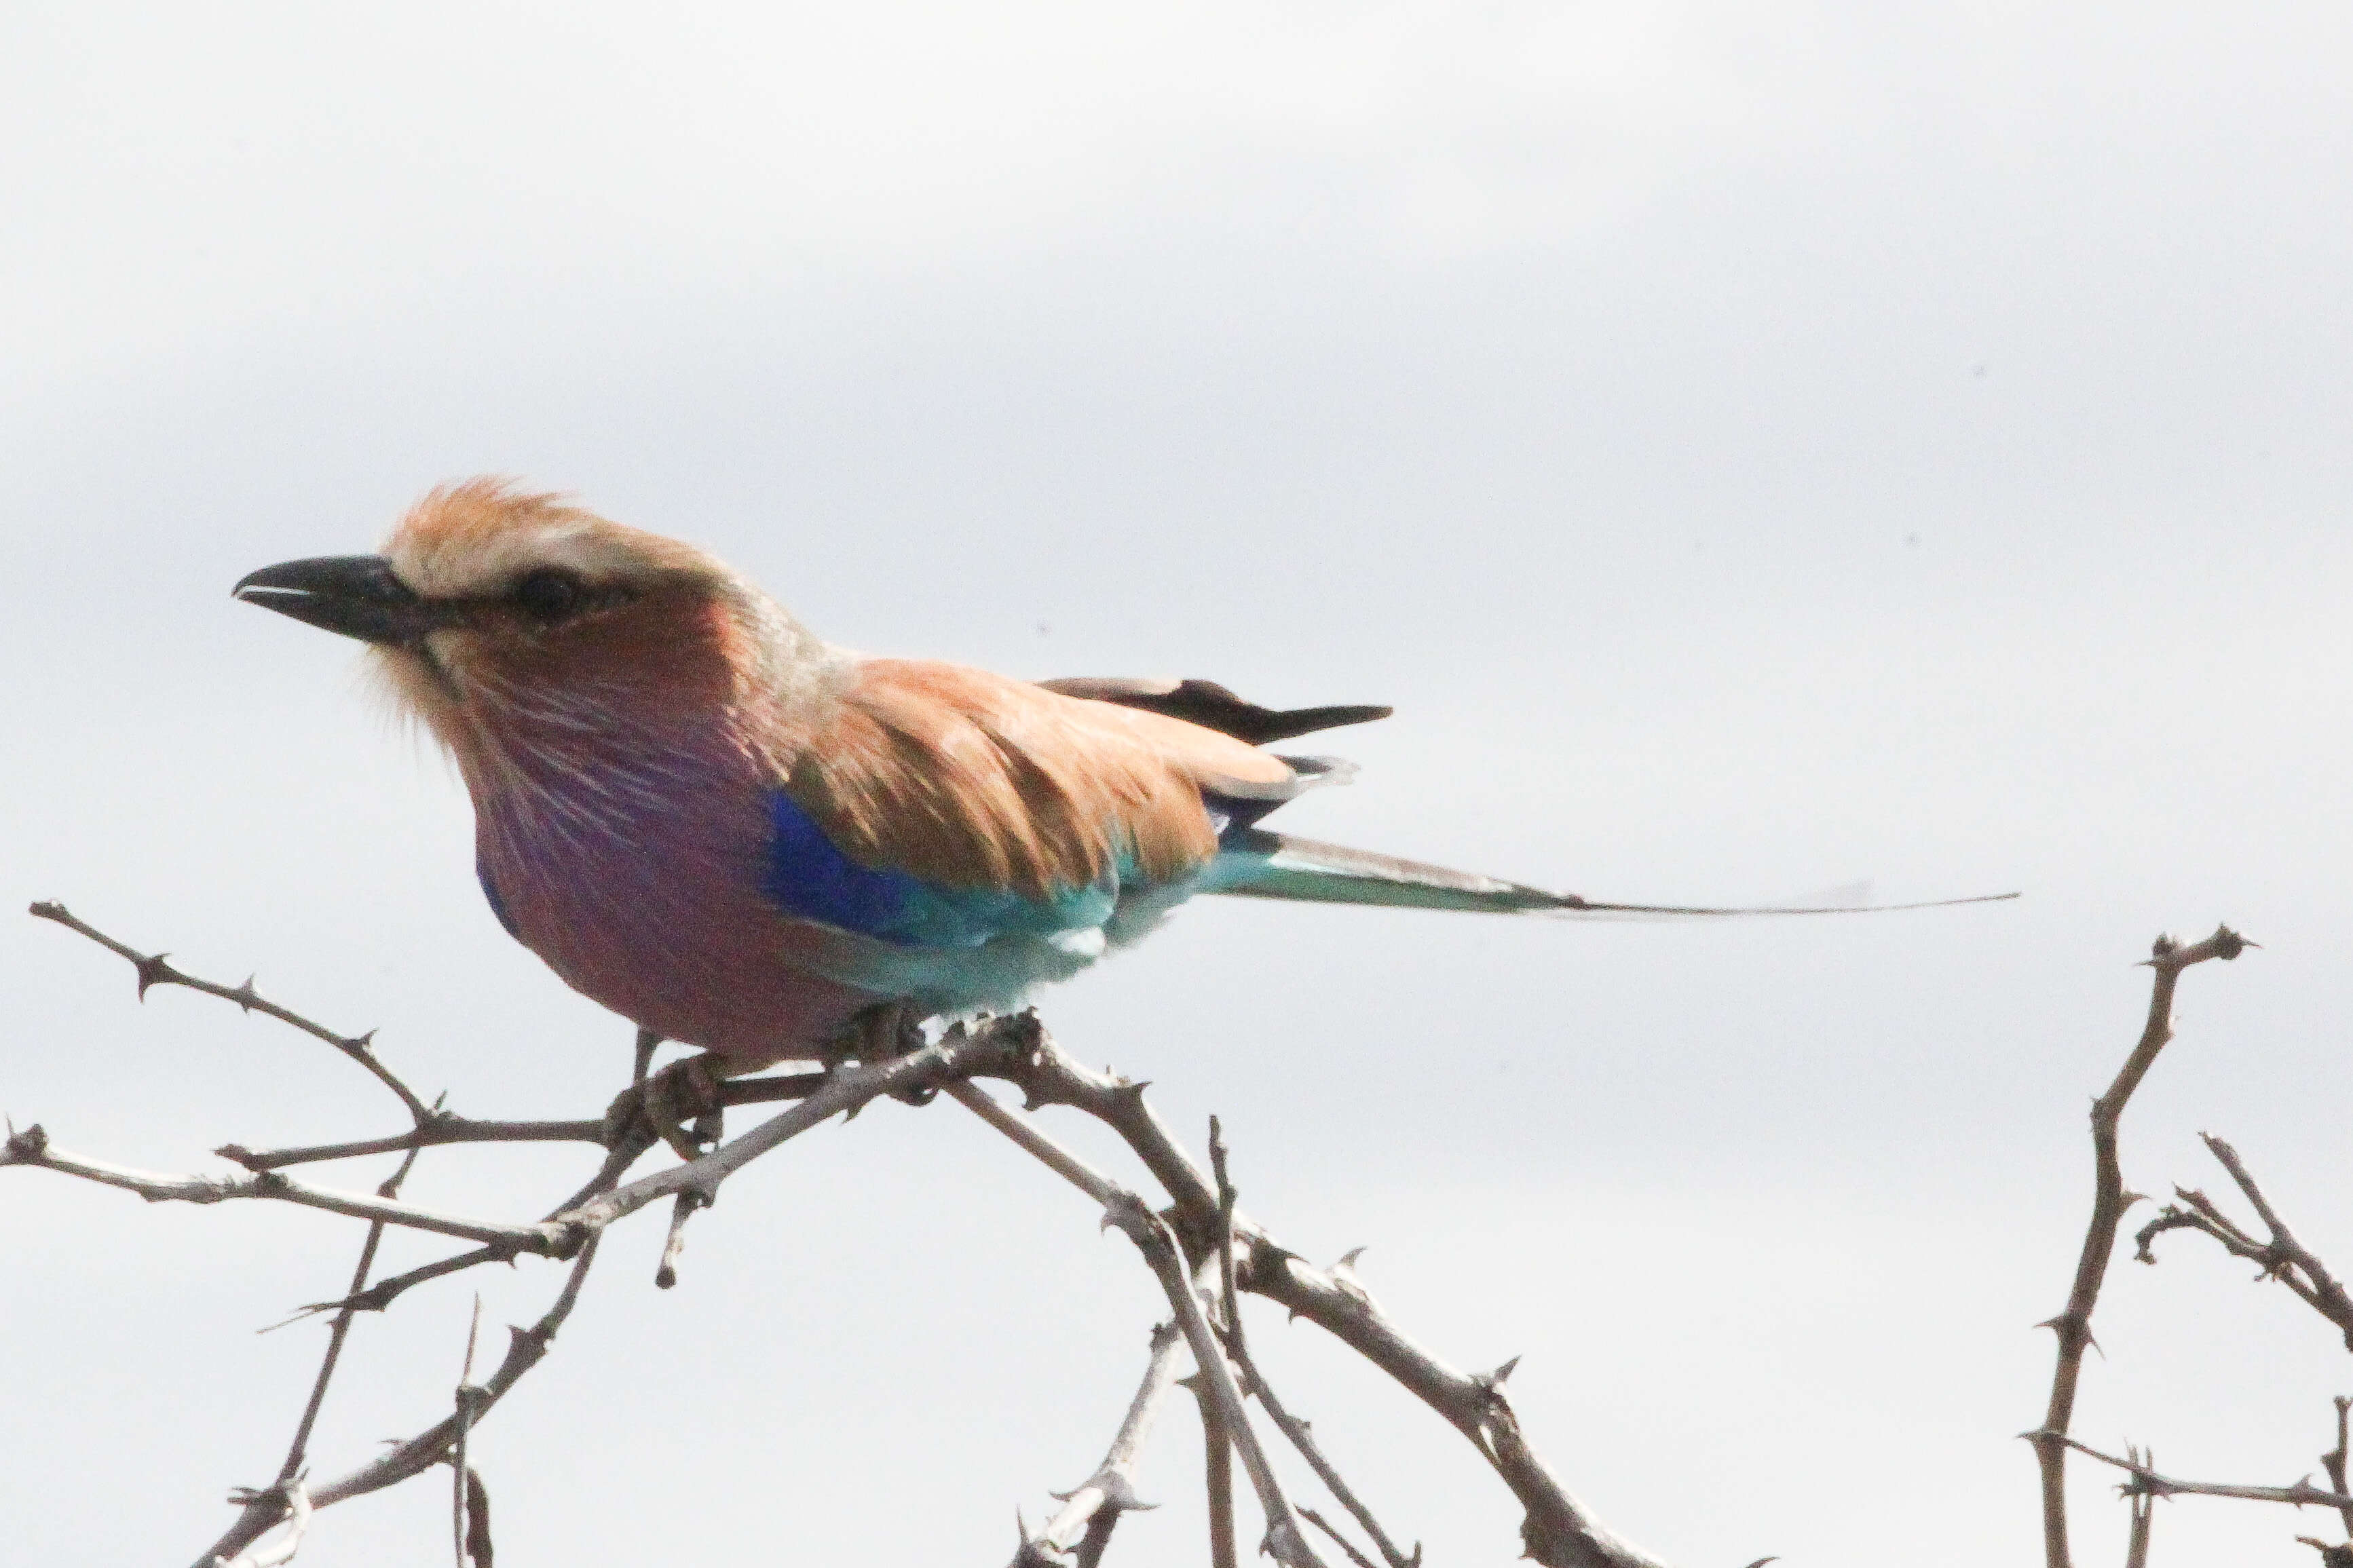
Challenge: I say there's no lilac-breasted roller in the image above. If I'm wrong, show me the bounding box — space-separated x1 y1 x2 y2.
235 481 2005 1128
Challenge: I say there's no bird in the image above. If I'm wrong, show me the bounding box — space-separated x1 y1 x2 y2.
234 479 2008 1147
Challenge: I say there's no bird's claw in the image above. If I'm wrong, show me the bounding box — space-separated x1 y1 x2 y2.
821 1001 938 1105
603 1054 726 1162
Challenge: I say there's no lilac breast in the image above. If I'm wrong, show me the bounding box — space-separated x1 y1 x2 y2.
468 723 880 1065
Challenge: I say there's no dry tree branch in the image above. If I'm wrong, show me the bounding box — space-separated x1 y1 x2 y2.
954 1052 1672 1568
1212 1117 1419 1568
2325 1397 2353 1541
2029 924 2248 1568
7 1020 1044 1260
218 1120 607 1170
947 1079 1327 1567
2043 1434 2353 1511
0 1127 565 1248
195 1237 603 1567
451 1293 488 1568
210 1482 310 1568
217 1073 830 1172
276 1143 423 1478
31 901 432 1123
2135 1134 2353 1351
1186 1374 1240 1568
1300 1508 1382 1568
2122 1443 2154 1568
1012 1320 1184 1566
27 900 1680 1565
291 1242 527 1321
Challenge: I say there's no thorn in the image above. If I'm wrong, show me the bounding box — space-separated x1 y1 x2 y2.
133 952 172 999
1336 1246 1368 1269
231 974 261 1011
1480 1355 1522 1389
348 1029 378 1054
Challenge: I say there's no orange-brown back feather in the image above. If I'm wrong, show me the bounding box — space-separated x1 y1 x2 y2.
791 660 1296 897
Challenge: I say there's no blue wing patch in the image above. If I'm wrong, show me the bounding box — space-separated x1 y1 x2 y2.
477 856 523 940
762 788 1130 948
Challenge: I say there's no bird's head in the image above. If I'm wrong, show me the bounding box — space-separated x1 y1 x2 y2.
236 479 812 754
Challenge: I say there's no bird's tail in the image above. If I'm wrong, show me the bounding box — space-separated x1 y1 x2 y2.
1201 828 2018 919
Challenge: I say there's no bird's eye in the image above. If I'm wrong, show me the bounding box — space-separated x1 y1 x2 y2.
512 569 583 622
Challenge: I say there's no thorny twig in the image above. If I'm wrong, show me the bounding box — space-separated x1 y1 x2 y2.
24 904 1684 1567
945 1079 1327 1567
31 901 432 1123
452 1293 485 1568
1186 1371 1239 1568
276 1144 423 1477
1012 1320 1184 1566
211 1481 310 1568
2325 1397 2353 1542
2044 1432 2353 1512
2030 925 2248 1568
968 1033 1671 1568
195 1238 603 1567
1213 1117 1420 1568
2135 1134 2353 1352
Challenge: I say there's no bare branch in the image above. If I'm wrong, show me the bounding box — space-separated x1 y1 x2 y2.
1111 1191 1327 1567
219 1119 607 1172
560 1016 1038 1236
2037 1432 2353 1510
277 1143 424 1479
193 1238 601 1567
2123 1444 2153 1568
290 1242 526 1321
1014 1320 1184 1565
210 1481 310 1568
219 1069 829 1172
1213 1119 1418 1568
31 900 432 1124
952 1080 1325 1566
2198 1136 2353 1348
3 1124 557 1250
2325 1397 2353 1541
452 1294 485 1568
2031 924 2249 1568
654 1189 707 1291
1301 1508 1382 1568
964 1025 1674 1568
1186 1374 1239 1568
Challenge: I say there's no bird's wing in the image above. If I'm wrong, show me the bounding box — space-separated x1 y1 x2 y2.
1036 676 1393 744
780 659 1316 928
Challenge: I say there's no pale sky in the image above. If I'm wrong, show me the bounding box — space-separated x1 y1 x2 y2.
7 4 2353 1563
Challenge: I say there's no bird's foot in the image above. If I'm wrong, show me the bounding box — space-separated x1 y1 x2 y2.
603 1052 727 1162
823 1001 936 1104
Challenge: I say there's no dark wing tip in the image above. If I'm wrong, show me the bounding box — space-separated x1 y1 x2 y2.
1039 676 1393 744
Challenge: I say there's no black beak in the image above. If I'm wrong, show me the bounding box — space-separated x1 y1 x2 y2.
233 555 441 646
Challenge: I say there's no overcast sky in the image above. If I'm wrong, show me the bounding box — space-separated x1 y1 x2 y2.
7 4 2353 1564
